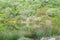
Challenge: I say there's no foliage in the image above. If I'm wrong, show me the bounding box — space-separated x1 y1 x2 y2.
0 0 60 40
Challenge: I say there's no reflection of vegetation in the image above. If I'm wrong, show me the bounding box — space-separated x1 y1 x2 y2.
0 0 60 40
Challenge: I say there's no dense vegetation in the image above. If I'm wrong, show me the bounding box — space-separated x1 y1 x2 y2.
0 0 60 40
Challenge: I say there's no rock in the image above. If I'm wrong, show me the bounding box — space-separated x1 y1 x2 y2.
48 38 55 40
40 36 60 40
41 37 48 40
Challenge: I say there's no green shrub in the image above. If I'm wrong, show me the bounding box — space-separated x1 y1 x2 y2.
0 31 22 40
